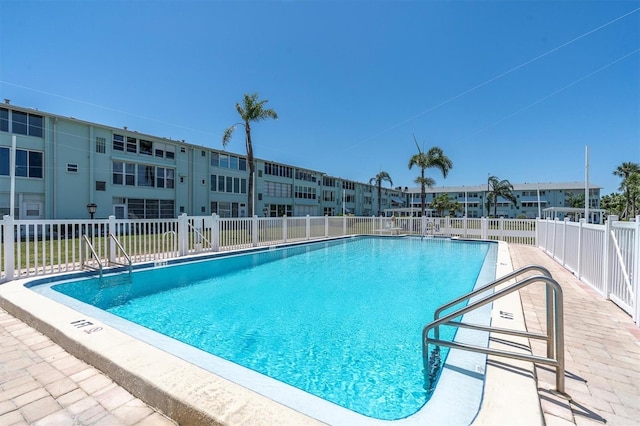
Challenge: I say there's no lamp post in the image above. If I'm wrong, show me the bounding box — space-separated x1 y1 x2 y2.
86 203 97 220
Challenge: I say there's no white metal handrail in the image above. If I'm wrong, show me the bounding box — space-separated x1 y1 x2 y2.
423 269 565 394
80 235 103 278
108 233 132 274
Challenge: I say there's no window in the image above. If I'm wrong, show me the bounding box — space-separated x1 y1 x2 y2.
66 163 78 173
96 137 106 153
137 165 155 187
211 201 241 218
113 134 124 151
166 145 175 159
28 114 43 137
0 109 42 136
0 108 7 132
269 204 292 217
156 167 174 189
96 181 106 191
127 198 174 219
12 111 27 134
12 149 43 178
210 174 247 193
112 161 136 186
264 162 293 178
0 147 8 175
295 185 316 199
264 181 292 197
139 139 153 155
126 136 137 153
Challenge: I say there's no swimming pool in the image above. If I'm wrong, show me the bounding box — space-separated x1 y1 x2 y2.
27 236 497 424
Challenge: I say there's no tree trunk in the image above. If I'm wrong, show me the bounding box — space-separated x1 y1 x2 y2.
245 122 254 217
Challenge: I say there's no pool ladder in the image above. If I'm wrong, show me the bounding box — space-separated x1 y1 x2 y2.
81 234 132 278
422 265 565 394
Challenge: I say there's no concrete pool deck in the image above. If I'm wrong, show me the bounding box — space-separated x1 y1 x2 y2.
0 243 639 425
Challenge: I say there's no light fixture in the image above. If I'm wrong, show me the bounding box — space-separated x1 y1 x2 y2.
86 203 97 219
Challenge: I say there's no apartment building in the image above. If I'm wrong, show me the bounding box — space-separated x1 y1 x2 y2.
399 183 602 220
0 102 404 220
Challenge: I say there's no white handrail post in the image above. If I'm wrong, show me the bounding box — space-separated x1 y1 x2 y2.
3 215 15 281
108 215 117 264
343 214 347 236
633 216 640 325
463 216 468 238
252 215 259 247
212 214 220 252
283 216 288 242
177 213 188 256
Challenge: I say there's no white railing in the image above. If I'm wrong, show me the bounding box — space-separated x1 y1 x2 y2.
2 214 536 284
538 216 639 326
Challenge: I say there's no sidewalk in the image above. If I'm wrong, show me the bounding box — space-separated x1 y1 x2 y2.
510 244 640 426
0 308 176 425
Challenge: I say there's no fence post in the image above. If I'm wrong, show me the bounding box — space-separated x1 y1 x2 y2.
577 218 584 279
178 213 188 257
253 215 259 247
561 218 569 266
343 215 347 236
108 215 116 264
283 216 288 242
305 215 310 240
602 215 616 300
212 214 220 252
498 217 504 241
2 215 14 281
463 216 468 238
324 215 329 237
633 216 640 325
481 217 488 240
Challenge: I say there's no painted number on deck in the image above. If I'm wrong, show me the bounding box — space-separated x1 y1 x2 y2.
70 319 103 334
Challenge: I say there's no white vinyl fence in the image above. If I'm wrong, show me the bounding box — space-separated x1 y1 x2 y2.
1 214 537 284
538 216 640 326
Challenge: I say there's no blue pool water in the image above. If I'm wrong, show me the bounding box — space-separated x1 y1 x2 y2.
51 236 495 420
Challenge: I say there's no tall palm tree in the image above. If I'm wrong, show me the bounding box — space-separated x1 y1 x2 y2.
486 175 517 217
408 136 453 216
369 171 393 216
222 93 278 217
613 162 640 219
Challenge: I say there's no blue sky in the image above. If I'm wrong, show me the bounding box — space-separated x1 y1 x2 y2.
1 0 638 195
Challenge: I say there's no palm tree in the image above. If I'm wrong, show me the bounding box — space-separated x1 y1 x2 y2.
431 193 463 217
408 136 453 216
369 171 393 216
613 162 640 219
222 93 278 217
486 176 517 217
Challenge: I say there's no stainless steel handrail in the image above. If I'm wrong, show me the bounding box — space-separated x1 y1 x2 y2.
80 234 103 278
433 265 555 359
108 233 132 274
423 272 565 394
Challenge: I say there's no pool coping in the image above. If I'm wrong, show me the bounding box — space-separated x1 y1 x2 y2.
0 239 543 425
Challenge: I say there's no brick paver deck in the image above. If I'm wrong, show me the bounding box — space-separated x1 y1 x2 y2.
0 309 176 426
510 244 640 426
